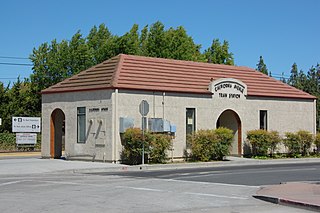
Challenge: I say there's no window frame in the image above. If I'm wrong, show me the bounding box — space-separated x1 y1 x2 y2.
77 107 86 143
259 110 268 130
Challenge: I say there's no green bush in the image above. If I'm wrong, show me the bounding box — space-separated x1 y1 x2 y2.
121 128 172 165
268 131 282 156
148 134 172 164
284 130 313 157
297 130 313 156
246 130 281 157
315 133 320 153
189 127 233 161
246 130 269 156
0 132 16 151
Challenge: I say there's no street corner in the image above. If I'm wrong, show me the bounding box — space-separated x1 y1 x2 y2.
253 182 320 212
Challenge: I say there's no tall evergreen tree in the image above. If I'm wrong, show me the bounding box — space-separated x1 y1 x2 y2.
288 63 298 87
256 56 268 75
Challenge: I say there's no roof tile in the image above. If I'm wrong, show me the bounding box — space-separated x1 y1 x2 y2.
41 54 315 99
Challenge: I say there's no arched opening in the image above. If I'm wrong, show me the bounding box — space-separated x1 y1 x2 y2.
216 109 242 156
50 109 65 159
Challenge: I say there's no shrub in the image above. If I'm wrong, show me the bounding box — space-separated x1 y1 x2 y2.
315 133 320 153
189 127 233 161
246 130 281 157
283 132 301 157
213 127 234 160
246 129 269 156
297 130 313 156
0 132 16 151
148 134 172 164
268 131 282 156
283 130 313 157
121 128 172 165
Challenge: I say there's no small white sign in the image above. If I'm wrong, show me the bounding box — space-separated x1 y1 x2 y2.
16 133 37 145
12 117 41 133
0 118 2 126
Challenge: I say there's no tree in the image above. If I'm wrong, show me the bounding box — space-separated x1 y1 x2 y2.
256 56 268 75
117 24 140 55
204 39 234 65
288 63 298 87
87 24 116 64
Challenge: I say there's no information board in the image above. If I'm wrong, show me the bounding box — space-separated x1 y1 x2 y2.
12 117 41 133
16 133 37 145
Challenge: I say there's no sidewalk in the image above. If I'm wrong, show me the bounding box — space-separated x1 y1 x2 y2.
254 182 320 212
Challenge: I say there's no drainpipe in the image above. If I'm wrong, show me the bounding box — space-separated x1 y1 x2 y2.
153 92 156 118
113 89 119 163
162 92 165 119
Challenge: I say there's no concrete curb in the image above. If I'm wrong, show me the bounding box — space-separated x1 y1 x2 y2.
71 157 320 174
253 195 320 212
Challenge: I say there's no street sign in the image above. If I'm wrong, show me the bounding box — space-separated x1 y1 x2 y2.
12 117 41 133
16 133 37 145
139 100 149 116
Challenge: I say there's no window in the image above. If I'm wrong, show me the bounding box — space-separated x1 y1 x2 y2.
77 107 86 143
260 110 268 130
186 108 196 134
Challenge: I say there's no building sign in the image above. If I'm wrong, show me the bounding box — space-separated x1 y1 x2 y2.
12 117 41 133
209 78 247 100
16 133 37 145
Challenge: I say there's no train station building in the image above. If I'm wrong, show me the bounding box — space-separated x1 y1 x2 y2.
41 54 316 162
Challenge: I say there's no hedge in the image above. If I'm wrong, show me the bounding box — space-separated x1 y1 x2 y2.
188 127 233 161
121 128 172 165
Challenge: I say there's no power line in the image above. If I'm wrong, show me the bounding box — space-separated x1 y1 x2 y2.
0 62 33 66
0 56 29 60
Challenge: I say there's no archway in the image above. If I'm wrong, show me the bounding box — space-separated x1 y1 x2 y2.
216 109 242 156
50 109 65 159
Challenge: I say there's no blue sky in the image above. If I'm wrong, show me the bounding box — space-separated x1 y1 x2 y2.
0 0 319 86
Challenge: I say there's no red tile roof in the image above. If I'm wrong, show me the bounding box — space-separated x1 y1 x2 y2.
42 54 315 99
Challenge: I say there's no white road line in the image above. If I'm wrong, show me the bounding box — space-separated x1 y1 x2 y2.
116 186 164 192
0 180 26 187
166 178 259 188
184 192 248 200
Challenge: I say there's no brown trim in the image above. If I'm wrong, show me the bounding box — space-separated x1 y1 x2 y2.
50 110 55 158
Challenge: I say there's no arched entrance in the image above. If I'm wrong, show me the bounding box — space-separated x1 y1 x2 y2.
216 109 242 156
50 109 65 159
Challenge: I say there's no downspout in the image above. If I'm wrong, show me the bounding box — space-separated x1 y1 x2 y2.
113 89 119 163
153 92 156 118
314 99 317 135
162 92 165 119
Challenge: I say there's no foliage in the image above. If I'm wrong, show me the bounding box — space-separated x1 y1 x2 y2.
121 128 172 165
283 130 313 157
296 130 313 156
204 39 234 65
246 129 281 156
247 129 270 156
0 132 16 151
315 133 320 153
148 133 172 164
188 127 233 161
256 56 268 75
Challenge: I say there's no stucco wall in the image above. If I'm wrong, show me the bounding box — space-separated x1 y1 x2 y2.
41 90 114 161
115 90 316 159
42 88 316 162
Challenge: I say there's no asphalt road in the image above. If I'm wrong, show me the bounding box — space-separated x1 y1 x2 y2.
91 163 320 186
1 160 318 213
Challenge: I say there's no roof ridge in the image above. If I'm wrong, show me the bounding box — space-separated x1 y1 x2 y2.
110 54 125 87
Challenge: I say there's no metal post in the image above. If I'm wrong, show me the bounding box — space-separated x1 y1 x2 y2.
142 116 145 165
